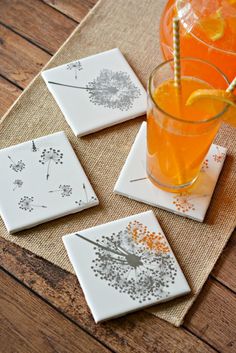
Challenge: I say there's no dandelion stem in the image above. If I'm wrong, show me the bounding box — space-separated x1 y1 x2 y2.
32 204 47 208
46 159 51 180
75 233 128 257
48 81 94 90
129 177 147 183
32 141 37 152
83 183 88 203
8 156 16 165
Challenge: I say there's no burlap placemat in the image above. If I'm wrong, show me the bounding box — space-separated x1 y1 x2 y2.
0 0 235 327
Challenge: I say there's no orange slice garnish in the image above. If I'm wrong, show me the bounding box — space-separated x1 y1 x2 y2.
199 8 225 41
186 89 236 126
186 89 236 107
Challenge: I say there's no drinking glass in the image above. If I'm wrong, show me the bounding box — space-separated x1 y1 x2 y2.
147 57 229 192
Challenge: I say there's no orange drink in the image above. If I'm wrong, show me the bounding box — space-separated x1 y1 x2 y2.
147 58 229 192
160 0 236 82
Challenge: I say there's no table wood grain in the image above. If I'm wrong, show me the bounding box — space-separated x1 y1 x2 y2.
0 1 235 352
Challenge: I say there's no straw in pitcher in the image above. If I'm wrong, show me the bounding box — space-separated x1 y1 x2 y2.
173 17 181 88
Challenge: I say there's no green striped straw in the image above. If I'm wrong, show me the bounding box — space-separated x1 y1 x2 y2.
173 17 181 88
226 77 236 93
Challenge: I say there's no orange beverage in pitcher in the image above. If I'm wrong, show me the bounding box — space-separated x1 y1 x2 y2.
160 0 236 82
147 58 229 192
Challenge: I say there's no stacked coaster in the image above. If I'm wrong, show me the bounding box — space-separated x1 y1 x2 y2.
114 122 227 222
42 48 147 137
0 132 98 233
63 210 191 322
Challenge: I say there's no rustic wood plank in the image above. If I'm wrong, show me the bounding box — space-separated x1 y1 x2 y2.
0 0 77 54
0 268 111 353
212 231 236 292
0 76 22 119
0 24 50 88
42 0 96 22
0 237 216 353
184 278 236 353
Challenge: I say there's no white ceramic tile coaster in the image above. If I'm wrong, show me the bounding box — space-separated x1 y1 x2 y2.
114 122 227 222
42 48 147 137
63 210 190 323
0 132 98 234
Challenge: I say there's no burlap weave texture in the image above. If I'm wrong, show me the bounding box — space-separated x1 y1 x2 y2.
0 0 235 326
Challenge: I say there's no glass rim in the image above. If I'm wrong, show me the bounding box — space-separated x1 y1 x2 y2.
148 57 230 125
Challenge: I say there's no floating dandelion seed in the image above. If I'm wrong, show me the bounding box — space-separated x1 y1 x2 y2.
49 184 72 197
66 61 83 79
173 192 195 213
201 159 209 172
18 196 47 212
13 179 23 191
213 147 226 163
39 148 63 180
75 183 97 208
86 69 141 111
76 221 177 303
31 141 38 152
173 192 210 213
75 196 97 208
8 156 25 173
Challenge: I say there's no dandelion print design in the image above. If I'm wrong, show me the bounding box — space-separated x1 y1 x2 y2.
212 146 226 163
18 196 47 212
201 159 209 172
39 148 63 180
86 69 141 111
8 156 25 172
173 192 195 213
31 140 38 152
75 183 97 208
75 221 177 303
13 179 23 191
49 184 72 197
66 61 83 79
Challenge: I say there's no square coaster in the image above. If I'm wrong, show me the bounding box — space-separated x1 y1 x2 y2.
0 132 98 234
42 48 147 137
62 210 190 323
114 122 227 222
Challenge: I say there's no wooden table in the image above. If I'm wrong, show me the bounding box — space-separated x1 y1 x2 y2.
0 1 235 352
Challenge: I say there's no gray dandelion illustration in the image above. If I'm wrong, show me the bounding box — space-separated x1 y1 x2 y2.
39 148 63 180
32 140 38 152
8 156 25 172
49 184 72 197
75 183 97 207
86 69 141 111
76 221 177 303
13 179 23 191
75 196 97 208
18 196 47 212
129 176 147 183
66 61 83 79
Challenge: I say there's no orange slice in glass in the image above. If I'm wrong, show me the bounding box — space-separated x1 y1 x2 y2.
186 89 236 127
199 9 225 41
186 89 236 107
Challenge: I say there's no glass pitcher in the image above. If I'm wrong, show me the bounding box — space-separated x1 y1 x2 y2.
160 0 236 81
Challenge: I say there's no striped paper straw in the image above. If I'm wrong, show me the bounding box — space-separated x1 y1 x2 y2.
173 17 181 88
226 77 236 93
